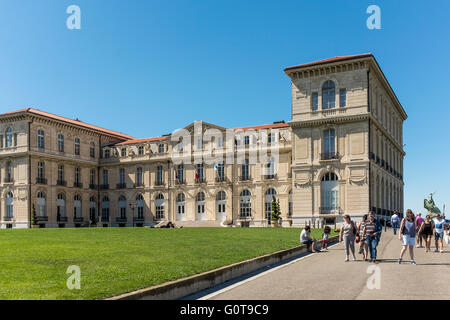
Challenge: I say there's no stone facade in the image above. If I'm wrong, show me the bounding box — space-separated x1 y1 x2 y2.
0 54 406 229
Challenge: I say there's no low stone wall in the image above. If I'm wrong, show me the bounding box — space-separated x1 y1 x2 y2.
105 235 339 300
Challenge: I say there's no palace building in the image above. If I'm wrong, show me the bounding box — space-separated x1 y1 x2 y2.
0 53 406 229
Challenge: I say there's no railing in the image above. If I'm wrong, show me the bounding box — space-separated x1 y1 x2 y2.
174 179 186 185
3 216 13 221
89 184 97 190
195 177 206 184
133 216 144 222
35 216 48 222
99 184 109 190
101 215 109 222
155 180 164 186
239 176 251 181
36 177 47 185
116 217 127 223
73 217 84 223
263 174 277 180
320 152 339 160
3 177 13 183
215 176 226 183
73 182 83 188
376 156 380 164
116 183 127 189
134 182 144 188
57 180 67 186
57 216 68 222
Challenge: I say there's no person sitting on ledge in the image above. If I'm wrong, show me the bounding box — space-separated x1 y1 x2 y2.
300 226 318 253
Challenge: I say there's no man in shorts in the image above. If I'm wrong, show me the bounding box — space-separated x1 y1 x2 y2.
433 213 448 253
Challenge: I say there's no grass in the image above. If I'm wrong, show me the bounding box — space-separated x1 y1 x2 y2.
0 227 334 300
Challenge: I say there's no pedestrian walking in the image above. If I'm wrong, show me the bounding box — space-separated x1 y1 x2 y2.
357 214 369 260
363 215 380 263
321 226 331 251
398 209 417 265
391 211 400 235
339 214 357 261
366 211 383 262
300 226 318 253
433 213 448 253
415 213 424 248
418 214 434 252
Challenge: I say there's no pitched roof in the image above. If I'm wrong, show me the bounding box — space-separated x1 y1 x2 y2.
0 108 135 140
284 53 373 71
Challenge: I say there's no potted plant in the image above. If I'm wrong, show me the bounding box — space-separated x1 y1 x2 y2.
271 196 282 227
31 204 39 228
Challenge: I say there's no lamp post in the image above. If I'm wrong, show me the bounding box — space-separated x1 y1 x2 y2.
129 203 135 228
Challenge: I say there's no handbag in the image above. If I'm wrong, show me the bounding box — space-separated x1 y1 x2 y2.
355 234 360 243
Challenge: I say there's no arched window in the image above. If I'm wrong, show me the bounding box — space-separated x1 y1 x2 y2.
57 193 66 218
37 191 46 217
6 192 13 218
5 128 12 147
58 134 64 152
216 191 226 221
321 172 339 213
118 195 127 219
136 194 144 219
101 196 110 220
37 129 45 148
74 195 82 218
322 80 336 109
265 188 277 220
240 190 251 218
323 129 336 158
74 138 80 155
155 194 164 220
176 193 185 213
196 192 206 220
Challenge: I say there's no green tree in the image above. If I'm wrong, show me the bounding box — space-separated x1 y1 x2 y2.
31 204 38 226
271 196 281 221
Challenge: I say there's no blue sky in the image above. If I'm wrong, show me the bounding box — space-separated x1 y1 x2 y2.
0 0 448 215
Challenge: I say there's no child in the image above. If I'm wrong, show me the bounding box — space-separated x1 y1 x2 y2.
322 226 331 251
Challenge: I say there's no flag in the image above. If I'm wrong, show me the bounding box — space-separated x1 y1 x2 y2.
195 172 199 180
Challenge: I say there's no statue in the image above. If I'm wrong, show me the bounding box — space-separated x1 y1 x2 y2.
424 193 441 218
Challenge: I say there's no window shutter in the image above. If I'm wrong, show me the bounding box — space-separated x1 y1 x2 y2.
13 133 17 146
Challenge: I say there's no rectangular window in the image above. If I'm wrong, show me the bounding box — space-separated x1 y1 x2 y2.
90 170 95 185
74 138 80 155
244 136 250 145
176 165 184 183
158 144 165 153
242 159 249 179
157 166 163 184
58 134 64 152
311 92 318 110
37 162 45 181
75 168 80 184
268 133 274 144
38 130 44 148
217 136 223 148
13 133 17 146
137 168 143 186
58 165 64 182
103 170 108 185
121 148 126 157
138 146 144 155
340 89 347 107
104 149 110 158
119 168 125 184
0 135 3 148
90 143 95 158
217 163 224 178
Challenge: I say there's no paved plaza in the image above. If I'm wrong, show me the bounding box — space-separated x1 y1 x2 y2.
190 229 450 300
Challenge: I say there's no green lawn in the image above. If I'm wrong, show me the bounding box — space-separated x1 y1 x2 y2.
0 227 333 300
